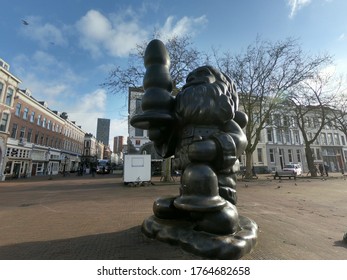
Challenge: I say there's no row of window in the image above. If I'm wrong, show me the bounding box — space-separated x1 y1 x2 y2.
257 146 344 169
15 101 84 143
6 147 30 159
15 102 65 134
266 128 301 145
269 114 338 130
265 128 346 146
254 147 302 165
10 122 83 154
267 148 302 164
0 89 84 144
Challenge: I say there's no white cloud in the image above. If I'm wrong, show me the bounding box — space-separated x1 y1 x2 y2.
320 65 336 78
19 73 69 105
338 33 345 41
67 90 129 143
20 16 68 48
13 51 82 107
287 0 312 18
68 89 107 135
158 15 208 41
76 9 148 58
75 9 207 58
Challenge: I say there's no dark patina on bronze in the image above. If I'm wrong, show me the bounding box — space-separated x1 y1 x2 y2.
131 39 258 259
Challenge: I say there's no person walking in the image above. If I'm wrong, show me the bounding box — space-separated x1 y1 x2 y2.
319 164 324 176
91 165 96 177
324 164 329 177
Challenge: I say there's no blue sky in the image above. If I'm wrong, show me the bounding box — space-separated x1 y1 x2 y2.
1 0 347 148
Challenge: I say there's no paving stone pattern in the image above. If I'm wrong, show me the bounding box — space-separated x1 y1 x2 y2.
0 173 346 260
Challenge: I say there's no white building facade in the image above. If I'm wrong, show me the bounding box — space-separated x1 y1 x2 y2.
128 87 347 174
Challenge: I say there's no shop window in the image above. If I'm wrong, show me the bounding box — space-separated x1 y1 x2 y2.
4 161 12 174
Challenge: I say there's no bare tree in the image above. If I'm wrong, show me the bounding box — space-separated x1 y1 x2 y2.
102 35 205 181
285 71 339 176
331 91 347 139
102 35 204 97
214 37 332 178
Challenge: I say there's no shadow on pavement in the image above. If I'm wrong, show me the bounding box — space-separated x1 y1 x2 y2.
0 226 199 260
333 240 347 249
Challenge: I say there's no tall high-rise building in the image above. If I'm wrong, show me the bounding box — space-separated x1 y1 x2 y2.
113 136 124 153
96 118 110 146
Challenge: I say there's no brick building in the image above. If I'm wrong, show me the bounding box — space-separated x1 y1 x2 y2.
0 58 21 180
0 58 86 180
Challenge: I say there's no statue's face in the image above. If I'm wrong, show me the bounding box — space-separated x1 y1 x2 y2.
175 66 235 125
183 67 216 89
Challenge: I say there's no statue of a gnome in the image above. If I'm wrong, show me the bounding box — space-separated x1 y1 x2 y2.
131 39 258 259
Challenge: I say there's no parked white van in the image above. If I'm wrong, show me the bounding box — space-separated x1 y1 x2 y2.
282 163 302 176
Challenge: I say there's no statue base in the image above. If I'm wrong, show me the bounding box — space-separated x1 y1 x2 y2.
141 215 258 260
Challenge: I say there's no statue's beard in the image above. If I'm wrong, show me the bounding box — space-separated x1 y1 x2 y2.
175 82 234 125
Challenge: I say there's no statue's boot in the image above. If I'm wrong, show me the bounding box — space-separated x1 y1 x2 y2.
153 196 186 219
192 202 240 235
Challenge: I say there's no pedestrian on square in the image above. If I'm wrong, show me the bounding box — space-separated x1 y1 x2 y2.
319 164 324 176
324 164 329 176
91 165 96 177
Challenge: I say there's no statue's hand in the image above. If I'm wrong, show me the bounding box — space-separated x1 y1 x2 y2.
148 126 173 145
188 134 237 170
210 132 237 170
188 139 217 162
148 128 163 142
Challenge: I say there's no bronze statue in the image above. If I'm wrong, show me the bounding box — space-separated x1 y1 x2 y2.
131 39 257 259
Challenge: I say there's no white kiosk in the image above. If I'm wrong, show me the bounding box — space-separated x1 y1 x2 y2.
123 154 151 185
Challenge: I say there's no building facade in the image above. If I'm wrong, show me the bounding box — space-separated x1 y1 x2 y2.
81 133 104 169
5 88 86 179
96 118 110 146
245 112 347 174
128 87 347 174
127 88 151 152
113 136 124 154
0 58 88 180
0 59 21 180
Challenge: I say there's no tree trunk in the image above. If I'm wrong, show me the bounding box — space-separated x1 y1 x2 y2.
305 145 317 177
162 157 172 182
244 150 253 179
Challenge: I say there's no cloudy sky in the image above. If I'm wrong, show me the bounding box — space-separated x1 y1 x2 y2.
1 0 347 149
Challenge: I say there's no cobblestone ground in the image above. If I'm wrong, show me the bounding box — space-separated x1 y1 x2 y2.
0 173 346 260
